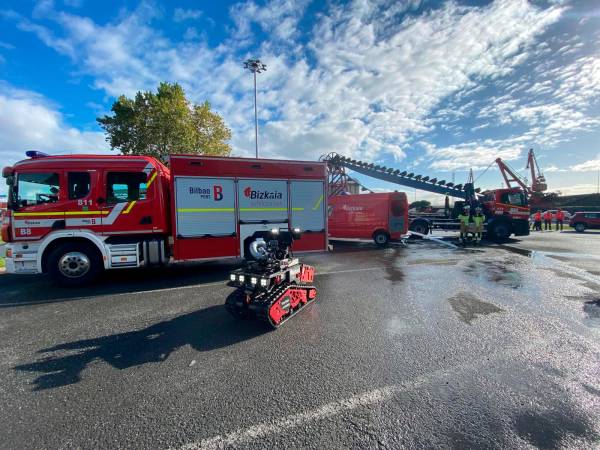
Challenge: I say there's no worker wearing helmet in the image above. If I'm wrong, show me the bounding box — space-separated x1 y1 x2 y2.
473 206 485 245
458 205 471 245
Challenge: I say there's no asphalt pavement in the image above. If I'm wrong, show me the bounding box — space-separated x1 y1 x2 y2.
1 231 599 449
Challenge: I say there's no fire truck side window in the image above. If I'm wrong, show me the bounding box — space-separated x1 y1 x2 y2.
107 172 147 203
17 172 60 207
68 172 91 200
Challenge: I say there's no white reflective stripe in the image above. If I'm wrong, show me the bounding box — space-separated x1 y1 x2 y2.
14 219 58 228
102 202 128 225
143 162 154 175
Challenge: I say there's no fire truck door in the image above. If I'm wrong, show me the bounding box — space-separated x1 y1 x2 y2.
290 181 325 232
237 179 289 258
101 169 158 234
61 170 104 231
174 177 236 238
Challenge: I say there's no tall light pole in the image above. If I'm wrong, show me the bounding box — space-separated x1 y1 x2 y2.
243 58 267 158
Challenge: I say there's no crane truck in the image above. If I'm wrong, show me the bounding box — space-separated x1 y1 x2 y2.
323 153 530 242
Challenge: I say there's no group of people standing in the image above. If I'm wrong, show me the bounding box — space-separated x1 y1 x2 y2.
458 205 485 245
531 208 566 232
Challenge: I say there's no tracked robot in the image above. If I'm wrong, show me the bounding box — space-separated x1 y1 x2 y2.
225 228 317 328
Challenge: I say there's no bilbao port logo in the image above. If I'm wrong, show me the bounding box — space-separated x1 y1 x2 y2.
244 186 283 199
189 185 224 201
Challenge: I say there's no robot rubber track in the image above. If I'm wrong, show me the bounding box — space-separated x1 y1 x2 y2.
225 279 317 329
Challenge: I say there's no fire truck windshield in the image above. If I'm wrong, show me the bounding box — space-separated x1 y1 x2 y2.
14 172 60 208
501 191 527 206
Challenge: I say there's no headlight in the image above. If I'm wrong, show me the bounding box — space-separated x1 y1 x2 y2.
250 277 258 285
229 274 236 282
260 278 268 287
238 275 245 282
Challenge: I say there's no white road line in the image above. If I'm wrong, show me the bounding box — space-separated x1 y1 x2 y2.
170 337 554 450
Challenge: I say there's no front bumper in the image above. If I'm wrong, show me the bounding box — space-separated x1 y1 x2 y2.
2 242 41 274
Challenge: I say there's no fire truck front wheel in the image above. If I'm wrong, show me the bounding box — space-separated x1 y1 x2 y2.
373 230 390 247
47 242 103 287
488 221 511 243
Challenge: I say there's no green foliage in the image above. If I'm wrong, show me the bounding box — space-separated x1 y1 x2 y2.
409 200 431 210
97 82 232 158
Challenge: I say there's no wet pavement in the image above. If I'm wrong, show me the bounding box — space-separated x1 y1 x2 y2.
0 231 599 449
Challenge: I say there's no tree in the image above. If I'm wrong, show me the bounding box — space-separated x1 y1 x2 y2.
97 82 232 158
409 200 431 210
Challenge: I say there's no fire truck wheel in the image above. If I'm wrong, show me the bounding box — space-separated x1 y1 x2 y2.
489 221 511 242
373 231 390 247
47 242 103 287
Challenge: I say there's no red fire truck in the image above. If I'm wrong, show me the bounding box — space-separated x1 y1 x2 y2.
328 192 409 246
1 152 327 285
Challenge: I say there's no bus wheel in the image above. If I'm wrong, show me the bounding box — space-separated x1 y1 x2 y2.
47 242 103 287
373 231 390 247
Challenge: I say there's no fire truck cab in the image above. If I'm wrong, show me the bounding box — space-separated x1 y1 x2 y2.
2 153 327 286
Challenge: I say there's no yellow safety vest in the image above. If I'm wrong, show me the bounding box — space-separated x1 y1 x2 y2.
473 215 485 226
458 214 470 225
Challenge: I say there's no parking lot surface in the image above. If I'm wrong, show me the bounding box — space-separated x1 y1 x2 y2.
1 231 599 449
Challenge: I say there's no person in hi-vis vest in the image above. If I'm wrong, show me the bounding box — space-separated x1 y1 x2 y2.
458 205 471 245
473 206 485 245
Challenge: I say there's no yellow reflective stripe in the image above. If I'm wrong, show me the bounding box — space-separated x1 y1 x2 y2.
65 211 109 215
178 208 235 213
14 211 108 216
146 171 157 188
292 207 304 211
240 207 288 211
122 201 137 214
312 194 324 211
14 212 64 217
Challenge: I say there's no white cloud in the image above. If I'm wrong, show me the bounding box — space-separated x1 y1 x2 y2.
173 8 202 23
2 0 574 170
570 156 600 172
421 137 525 171
0 83 108 168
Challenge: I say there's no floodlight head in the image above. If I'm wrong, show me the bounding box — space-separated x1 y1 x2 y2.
243 58 267 73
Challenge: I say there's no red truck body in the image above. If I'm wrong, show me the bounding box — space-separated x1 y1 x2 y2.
328 192 408 245
1 153 327 284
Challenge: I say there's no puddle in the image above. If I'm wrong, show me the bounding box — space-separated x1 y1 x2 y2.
513 407 599 449
448 292 504 325
375 246 405 283
583 299 600 326
463 259 523 289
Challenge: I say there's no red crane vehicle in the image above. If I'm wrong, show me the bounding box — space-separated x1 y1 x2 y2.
496 148 547 197
1 152 328 286
323 153 530 242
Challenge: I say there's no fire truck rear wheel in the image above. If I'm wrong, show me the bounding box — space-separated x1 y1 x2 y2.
47 242 103 287
373 231 390 247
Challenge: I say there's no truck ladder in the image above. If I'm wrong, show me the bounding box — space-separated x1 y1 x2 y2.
322 153 477 199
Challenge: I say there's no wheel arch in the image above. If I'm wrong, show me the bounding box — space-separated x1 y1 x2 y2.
372 228 390 239
38 231 108 273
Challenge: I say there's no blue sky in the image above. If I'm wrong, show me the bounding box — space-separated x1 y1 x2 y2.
1 0 599 202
